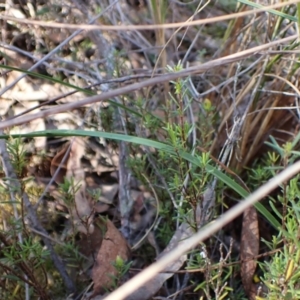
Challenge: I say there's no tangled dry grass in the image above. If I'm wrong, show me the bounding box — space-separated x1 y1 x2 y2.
1 0 300 299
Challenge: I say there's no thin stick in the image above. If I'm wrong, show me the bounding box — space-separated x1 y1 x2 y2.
0 0 299 31
0 34 297 130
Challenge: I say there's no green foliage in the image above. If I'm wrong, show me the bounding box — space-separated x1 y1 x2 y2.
238 0 297 22
58 177 81 207
110 256 132 289
190 244 234 300
0 140 87 299
1 1 300 297
0 62 291 298
246 134 300 300
6 138 27 178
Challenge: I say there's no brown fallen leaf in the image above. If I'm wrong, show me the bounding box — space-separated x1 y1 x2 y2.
50 141 71 184
92 219 130 296
78 217 106 258
240 206 259 300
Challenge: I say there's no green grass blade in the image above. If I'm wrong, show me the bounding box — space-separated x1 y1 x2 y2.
0 64 95 95
238 0 297 22
0 129 280 228
0 65 143 118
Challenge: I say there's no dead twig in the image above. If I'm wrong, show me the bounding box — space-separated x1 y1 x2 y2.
0 34 296 130
0 0 299 31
